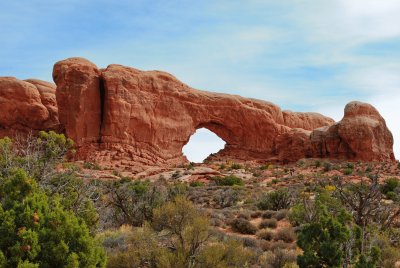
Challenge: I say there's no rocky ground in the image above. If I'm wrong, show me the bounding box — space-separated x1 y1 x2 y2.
77 158 400 263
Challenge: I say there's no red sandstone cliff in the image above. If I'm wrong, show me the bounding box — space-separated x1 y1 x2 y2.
0 57 395 172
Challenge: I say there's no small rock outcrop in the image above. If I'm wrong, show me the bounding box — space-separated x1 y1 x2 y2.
0 77 59 137
0 57 395 172
311 101 395 162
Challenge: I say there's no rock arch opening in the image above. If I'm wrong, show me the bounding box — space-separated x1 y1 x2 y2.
182 128 226 163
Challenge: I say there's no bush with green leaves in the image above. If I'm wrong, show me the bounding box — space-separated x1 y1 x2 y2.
0 169 105 267
381 177 399 195
0 131 74 181
103 178 171 227
257 188 293 211
101 196 254 268
296 206 350 267
211 175 244 186
230 163 242 170
343 168 353 175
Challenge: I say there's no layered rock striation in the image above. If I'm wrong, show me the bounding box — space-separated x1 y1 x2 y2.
0 57 395 172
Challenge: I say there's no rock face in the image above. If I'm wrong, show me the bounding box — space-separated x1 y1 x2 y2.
51 58 394 171
53 57 102 148
310 102 395 162
1 57 395 172
0 77 59 137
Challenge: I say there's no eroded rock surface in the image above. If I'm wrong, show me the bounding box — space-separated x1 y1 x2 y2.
0 77 59 137
1 58 395 172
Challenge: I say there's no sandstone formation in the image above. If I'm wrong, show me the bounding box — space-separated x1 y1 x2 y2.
311 102 395 162
0 77 59 137
0 57 395 172
51 58 394 171
53 57 102 147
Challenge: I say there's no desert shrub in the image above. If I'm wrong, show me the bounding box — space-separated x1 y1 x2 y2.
257 188 293 211
238 211 251 220
262 210 276 219
262 248 298 268
190 181 204 187
241 237 259 248
323 162 332 172
186 162 195 170
104 178 170 226
196 240 254 268
270 240 295 251
171 170 181 179
260 164 269 170
275 209 288 221
274 228 296 243
213 188 240 208
0 131 74 181
343 168 353 175
251 211 262 218
296 208 350 267
256 229 274 241
211 175 244 186
83 161 101 170
386 191 397 201
230 218 257 234
0 169 105 267
365 166 373 173
381 178 399 194
230 163 242 170
259 218 277 229
346 163 355 169
314 160 321 168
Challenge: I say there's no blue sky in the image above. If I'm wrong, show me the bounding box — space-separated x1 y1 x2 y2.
1 0 399 161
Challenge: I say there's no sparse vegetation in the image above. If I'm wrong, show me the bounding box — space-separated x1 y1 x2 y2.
211 174 244 186
1 132 399 267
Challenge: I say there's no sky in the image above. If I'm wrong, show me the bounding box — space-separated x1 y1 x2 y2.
1 0 399 162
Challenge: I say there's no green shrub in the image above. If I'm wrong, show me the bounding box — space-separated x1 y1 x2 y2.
260 164 269 170
346 163 355 169
381 178 399 194
323 162 332 172
230 163 242 170
257 189 293 211
83 161 101 170
211 175 244 186
343 168 353 175
0 170 105 267
171 170 181 179
190 181 204 187
386 191 397 201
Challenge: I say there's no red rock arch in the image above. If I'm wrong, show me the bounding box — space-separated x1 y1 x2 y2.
49 57 395 171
